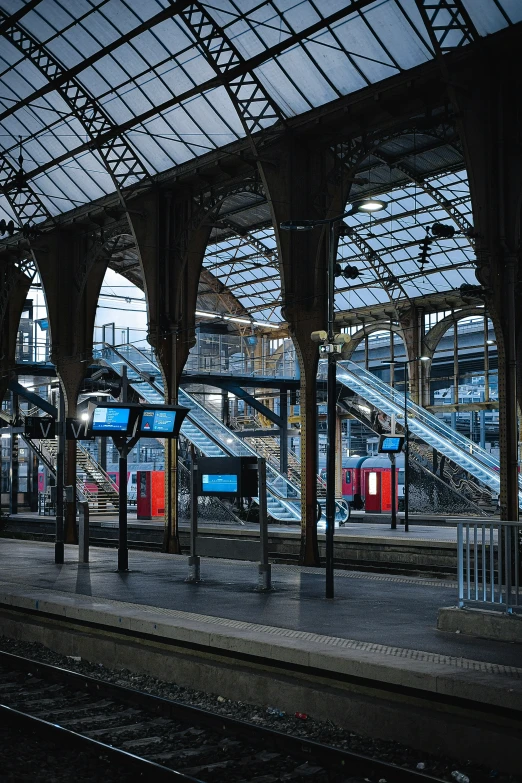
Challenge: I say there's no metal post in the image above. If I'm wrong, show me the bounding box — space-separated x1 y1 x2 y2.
55 385 65 564
280 390 288 475
457 523 464 607
257 457 271 591
326 221 336 599
9 391 18 516
389 452 397 530
78 501 89 563
186 444 201 582
30 451 38 512
404 373 409 533
99 436 107 471
118 445 128 571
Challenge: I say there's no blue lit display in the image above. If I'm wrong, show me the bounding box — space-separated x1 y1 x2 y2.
380 437 402 452
92 407 130 431
141 409 176 433
202 474 238 493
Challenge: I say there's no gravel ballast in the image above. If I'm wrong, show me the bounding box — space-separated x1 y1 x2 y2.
0 635 518 783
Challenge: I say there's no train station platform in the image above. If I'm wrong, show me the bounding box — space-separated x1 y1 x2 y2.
0 538 521 772
2 512 464 577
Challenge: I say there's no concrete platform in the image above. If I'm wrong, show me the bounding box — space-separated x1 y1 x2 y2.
0 539 521 772
0 538 517 664
1 513 464 577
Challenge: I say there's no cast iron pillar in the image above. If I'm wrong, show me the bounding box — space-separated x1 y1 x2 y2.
448 45 522 521
32 228 109 542
129 189 212 553
0 251 33 407
259 137 354 565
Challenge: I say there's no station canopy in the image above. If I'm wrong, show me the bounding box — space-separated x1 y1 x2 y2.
0 0 520 325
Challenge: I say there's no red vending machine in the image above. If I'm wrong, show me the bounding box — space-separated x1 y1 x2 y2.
137 471 165 520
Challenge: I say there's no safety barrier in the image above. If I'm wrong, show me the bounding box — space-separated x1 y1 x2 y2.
456 520 521 614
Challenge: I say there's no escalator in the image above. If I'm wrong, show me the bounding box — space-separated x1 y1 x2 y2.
100 344 303 522
328 360 516 504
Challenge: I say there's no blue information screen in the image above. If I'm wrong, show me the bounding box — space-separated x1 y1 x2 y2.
381 437 402 452
202 474 238 493
92 407 130 431
141 409 176 433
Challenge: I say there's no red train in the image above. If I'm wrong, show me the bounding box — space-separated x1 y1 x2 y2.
322 454 405 512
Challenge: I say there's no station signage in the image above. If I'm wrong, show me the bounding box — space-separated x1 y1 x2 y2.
378 435 405 454
198 456 258 498
77 403 189 440
66 418 93 440
24 416 56 439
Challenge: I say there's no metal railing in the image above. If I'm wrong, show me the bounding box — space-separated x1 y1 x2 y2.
456 520 521 614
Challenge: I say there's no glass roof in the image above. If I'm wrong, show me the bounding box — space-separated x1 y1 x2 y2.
201 168 477 324
0 0 519 222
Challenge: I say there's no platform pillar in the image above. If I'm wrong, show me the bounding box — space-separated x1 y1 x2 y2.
128 189 213 554
448 56 522 521
32 227 109 543
260 137 356 565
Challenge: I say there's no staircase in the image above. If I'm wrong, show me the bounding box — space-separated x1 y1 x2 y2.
100 344 303 522
1 406 119 514
39 437 119 513
244 432 327 498
330 360 516 506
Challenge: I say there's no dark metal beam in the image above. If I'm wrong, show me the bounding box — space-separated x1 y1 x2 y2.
0 0 386 185
0 11 150 195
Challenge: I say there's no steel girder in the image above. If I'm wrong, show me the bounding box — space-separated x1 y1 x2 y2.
0 11 149 198
0 154 52 226
416 1 479 54
178 3 285 137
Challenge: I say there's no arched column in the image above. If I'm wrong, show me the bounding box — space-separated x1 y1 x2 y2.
32 228 109 542
399 305 429 407
259 136 354 565
450 50 522 520
129 189 211 553
0 253 33 406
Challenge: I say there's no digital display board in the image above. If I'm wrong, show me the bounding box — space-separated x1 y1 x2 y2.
141 409 176 434
202 474 238 494
379 435 404 453
92 406 130 432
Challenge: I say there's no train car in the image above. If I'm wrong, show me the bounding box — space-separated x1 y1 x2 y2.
323 454 405 513
341 456 368 510
360 454 405 513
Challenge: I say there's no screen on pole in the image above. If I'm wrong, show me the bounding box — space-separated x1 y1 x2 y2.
202 474 238 494
379 435 404 453
141 409 176 433
92 406 130 431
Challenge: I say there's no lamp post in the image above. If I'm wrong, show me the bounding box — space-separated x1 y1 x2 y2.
381 356 429 532
281 198 387 598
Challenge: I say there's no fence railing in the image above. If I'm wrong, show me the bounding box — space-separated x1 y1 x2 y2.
455 520 521 614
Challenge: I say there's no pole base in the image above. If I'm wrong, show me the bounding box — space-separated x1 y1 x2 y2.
54 542 64 564
117 548 129 572
255 563 272 592
185 555 201 583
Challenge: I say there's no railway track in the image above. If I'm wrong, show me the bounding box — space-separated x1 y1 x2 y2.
0 650 446 783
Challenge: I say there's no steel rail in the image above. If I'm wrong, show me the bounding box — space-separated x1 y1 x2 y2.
0 649 469 783
0 703 202 782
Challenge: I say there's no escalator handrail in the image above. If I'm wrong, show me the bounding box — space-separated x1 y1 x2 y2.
102 344 302 519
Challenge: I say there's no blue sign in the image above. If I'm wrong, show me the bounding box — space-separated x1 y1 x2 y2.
380 436 402 452
92 406 130 431
141 409 176 433
202 474 238 493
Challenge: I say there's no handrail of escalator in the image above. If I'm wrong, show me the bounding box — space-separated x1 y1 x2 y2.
335 359 501 472
129 345 303 500
105 344 303 514
330 362 503 481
